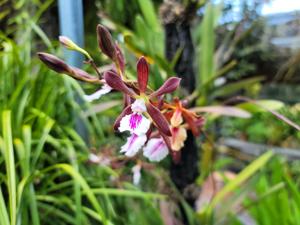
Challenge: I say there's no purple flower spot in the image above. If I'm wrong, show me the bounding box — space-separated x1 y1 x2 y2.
129 113 142 130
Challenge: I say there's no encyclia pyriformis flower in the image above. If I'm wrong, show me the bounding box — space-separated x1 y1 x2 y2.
164 98 205 137
104 56 181 137
37 23 207 164
160 98 205 161
103 56 181 159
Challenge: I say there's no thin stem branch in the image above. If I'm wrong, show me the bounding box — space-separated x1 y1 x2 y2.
85 59 101 79
225 96 300 132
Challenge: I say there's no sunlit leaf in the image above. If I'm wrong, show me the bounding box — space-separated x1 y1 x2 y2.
192 105 251 118
237 100 284 113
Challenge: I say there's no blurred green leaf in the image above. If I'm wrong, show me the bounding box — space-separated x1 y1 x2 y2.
2 111 17 225
199 3 216 86
238 100 284 113
199 151 273 220
0 187 10 225
192 105 251 118
212 76 264 98
137 0 161 32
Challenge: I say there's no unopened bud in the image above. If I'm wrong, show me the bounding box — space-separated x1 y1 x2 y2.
97 24 117 60
38 52 71 74
59 36 92 59
59 36 78 49
38 52 100 84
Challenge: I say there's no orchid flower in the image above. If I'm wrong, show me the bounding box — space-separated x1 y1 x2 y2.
161 98 205 160
164 98 205 137
104 57 180 159
104 57 181 137
169 100 187 151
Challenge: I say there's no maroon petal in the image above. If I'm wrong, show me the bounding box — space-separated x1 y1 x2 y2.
104 71 136 97
157 95 164 109
137 56 149 93
97 24 116 60
146 124 153 139
150 77 181 98
146 103 171 136
160 133 172 150
113 105 132 131
182 110 200 136
115 44 125 73
123 94 132 108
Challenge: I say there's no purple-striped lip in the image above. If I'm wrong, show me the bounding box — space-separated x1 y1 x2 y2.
128 133 138 149
149 139 164 156
129 113 142 130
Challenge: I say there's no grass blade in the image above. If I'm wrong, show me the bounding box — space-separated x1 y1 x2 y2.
43 163 109 225
2 110 17 225
0 186 10 225
211 151 273 208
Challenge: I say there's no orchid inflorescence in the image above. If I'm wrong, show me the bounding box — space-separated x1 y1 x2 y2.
38 24 205 163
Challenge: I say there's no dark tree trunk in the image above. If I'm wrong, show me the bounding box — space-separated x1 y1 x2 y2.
165 22 196 93
160 0 199 206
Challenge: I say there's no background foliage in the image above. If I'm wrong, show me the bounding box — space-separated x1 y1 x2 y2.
1 0 300 224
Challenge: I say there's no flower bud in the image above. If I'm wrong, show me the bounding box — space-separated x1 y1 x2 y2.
38 52 100 84
59 36 92 59
137 56 149 93
38 52 72 74
97 24 117 60
59 36 78 50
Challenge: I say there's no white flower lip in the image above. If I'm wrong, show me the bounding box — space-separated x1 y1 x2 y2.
143 138 169 162
120 134 147 157
118 113 150 135
84 83 112 102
